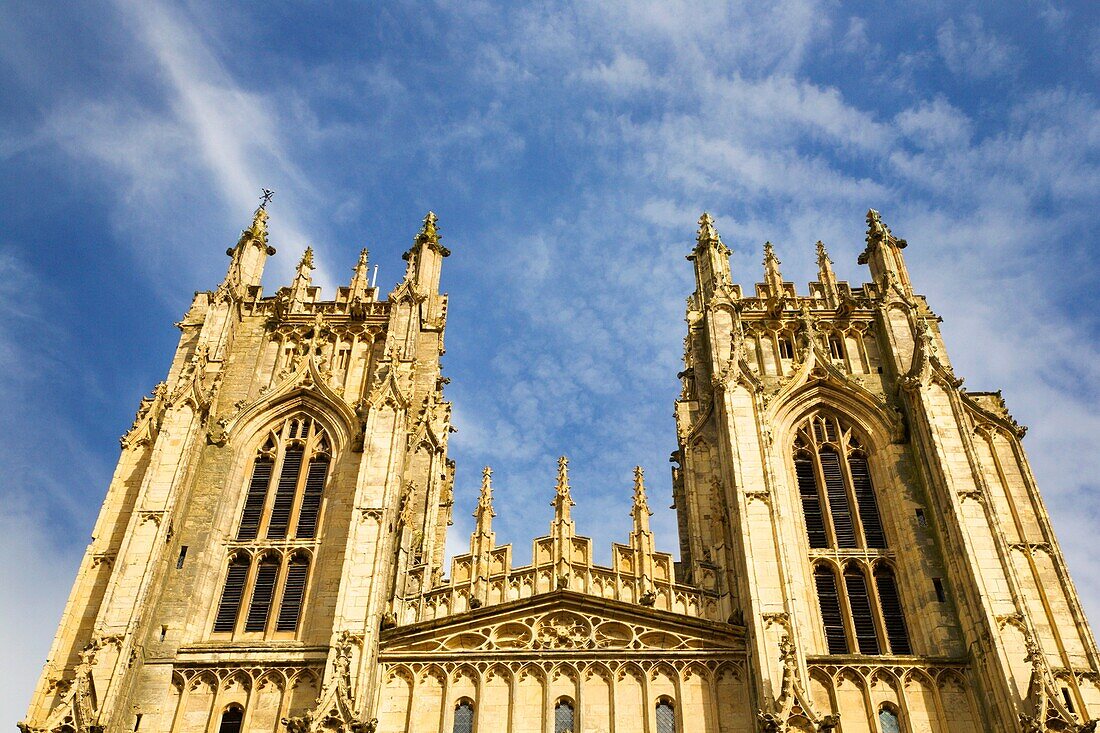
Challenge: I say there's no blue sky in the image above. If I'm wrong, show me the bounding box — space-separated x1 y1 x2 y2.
2 0 1099 722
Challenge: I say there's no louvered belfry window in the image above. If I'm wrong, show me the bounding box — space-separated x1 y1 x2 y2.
244 556 280 632
276 554 309 632
213 416 330 637
814 565 849 654
797 411 913 656
875 566 912 653
792 413 886 550
213 554 250 633
844 566 881 654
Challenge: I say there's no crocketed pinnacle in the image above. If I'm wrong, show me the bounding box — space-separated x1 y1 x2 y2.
860 208 907 265
476 466 495 515
697 212 722 246
763 242 784 295
551 456 575 528
246 205 269 245
472 466 495 544
349 248 370 296
816 241 839 303
298 247 315 271
417 211 439 244
631 466 652 535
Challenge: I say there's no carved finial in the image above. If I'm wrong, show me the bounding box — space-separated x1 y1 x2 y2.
815 241 839 305
860 208 907 263
763 241 784 296
555 456 571 498
477 466 495 514
631 466 652 538
632 466 650 513
550 456 575 525
470 465 496 557
349 247 370 300
417 211 439 244
697 212 722 246
298 247 315 271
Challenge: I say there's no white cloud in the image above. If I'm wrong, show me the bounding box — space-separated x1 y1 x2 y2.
895 97 973 149
936 15 1017 80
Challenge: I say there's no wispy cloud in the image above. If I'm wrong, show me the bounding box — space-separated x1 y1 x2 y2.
937 14 1017 80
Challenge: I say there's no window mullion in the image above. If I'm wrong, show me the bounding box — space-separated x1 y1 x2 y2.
812 449 837 549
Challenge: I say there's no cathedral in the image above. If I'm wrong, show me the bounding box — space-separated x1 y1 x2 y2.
21 204 1100 733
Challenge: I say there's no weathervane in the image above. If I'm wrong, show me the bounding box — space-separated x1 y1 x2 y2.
258 188 275 210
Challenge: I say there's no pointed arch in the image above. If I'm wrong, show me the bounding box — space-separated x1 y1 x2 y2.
770 381 904 454
222 349 357 455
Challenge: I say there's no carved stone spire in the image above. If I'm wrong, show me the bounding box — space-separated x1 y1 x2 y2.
816 240 839 306
629 467 657 602
551 456 575 534
401 211 450 295
630 466 652 538
763 242 784 297
470 466 496 555
221 200 276 298
348 248 370 301
288 247 315 309
548 456 578 590
859 209 913 300
688 212 733 303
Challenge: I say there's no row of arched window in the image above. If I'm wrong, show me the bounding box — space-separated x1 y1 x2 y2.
795 412 912 656
213 550 311 635
794 414 886 550
213 698 898 733
213 416 332 637
450 697 676 733
814 563 910 655
237 418 330 542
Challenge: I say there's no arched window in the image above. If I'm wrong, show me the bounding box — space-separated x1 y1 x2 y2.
655 699 676 733
814 565 849 654
554 698 575 733
213 554 250 633
244 555 280 632
235 417 332 541
217 706 243 733
276 554 310 632
217 416 330 638
791 413 887 549
874 566 911 654
844 565 880 654
452 700 474 733
878 705 901 733
213 551 311 636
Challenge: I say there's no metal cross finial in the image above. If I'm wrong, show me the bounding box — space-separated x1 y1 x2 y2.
259 188 275 209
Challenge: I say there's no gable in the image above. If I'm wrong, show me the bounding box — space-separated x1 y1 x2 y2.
380 589 743 658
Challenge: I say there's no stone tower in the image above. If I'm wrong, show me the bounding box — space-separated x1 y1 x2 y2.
22 206 1100 733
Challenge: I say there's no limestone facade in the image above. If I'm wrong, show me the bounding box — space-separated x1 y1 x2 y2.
22 206 1100 733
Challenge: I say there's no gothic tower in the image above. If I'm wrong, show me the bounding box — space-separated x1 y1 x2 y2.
675 211 1100 732
22 204 455 733
22 206 1100 733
